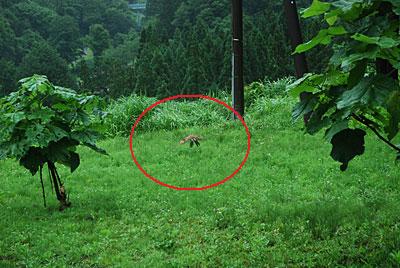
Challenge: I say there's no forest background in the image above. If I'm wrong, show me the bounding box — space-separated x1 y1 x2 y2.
0 0 330 98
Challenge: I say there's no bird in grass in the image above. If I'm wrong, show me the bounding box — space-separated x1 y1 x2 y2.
179 134 202 147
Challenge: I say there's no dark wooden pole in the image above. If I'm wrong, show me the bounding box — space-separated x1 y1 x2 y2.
284 0 312 123
231 0 244 118
376 2 398 80
283 0 308 78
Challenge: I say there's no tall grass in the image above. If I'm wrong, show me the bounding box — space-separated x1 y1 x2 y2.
103 78 295 137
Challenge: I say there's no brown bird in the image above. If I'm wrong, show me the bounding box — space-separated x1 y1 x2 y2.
179 134 202 147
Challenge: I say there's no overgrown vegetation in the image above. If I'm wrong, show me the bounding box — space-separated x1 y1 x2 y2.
0 75 107 210
101 79 296 137
288 0 400 170
1 94 399 266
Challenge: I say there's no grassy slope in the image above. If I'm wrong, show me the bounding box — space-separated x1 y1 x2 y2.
1 110 400 267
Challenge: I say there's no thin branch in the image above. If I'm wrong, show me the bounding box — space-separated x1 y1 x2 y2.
48 161 61 201
39 165 46 207
54 165 63 186
352 113 400 153
48 165 53 194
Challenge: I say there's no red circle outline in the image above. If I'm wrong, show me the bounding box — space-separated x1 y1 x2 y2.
129 94 251 190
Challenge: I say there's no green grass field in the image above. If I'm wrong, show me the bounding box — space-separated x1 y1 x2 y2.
1 112 400 267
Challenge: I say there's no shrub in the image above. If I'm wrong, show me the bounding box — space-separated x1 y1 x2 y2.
0 75 107 210
245 77 294 106
103 94 231 136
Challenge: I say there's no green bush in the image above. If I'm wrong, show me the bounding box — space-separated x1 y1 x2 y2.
0 75 107 209
244 77 294 106
103 94 232 136
103 95 157 136
247 96 299 130
103 78 296 136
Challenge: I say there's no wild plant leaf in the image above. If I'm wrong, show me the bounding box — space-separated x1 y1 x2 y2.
4 112 26 124
331 0 365 20
340 47 379 68
330 128 366 171
327 26 347 35
306 102 333 134
337 75 397 109
292 94 317 121
0 75 107 180
301 0 331 18
325 9 342 25
295 27 347 54
58 151 80 173
351 34 400 48
26 108 55 123
19 147 45 176
324 120 349 142
82 142 108 155
295 30 329 53
294 0 400 170
347 59 367 88
386 91 400 140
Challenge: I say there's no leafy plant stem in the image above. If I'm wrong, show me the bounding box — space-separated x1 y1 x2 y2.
48 162 61 201
48 161 70 210
39 164 46 207
352 113 400 153
48 167 53 194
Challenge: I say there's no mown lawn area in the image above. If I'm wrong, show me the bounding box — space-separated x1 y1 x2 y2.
1 120 400 267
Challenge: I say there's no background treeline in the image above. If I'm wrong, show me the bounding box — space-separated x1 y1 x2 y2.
0 0 330 98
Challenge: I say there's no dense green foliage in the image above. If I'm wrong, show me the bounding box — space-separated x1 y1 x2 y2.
0 0 330 98
133 0 329 97
0 0 137 95
288 0 400 170
1 99 400 266
0 75 107 207
102 79 295 136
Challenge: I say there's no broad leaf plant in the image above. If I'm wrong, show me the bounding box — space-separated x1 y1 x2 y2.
288 0 400 170
0 75 107 210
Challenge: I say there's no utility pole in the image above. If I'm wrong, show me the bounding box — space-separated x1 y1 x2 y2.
231 0 244 118
283 0 311 123
283 0 308 78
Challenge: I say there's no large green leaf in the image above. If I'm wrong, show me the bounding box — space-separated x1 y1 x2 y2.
328 26 347 35
4 112 26 124
295 30 329 53
305 102 333 134
292 0 400 170
324 120 349 142
287 73 320 97
295 27 347 54
19 147 45 176
292 94 318 121
340 47 379 68
337 75 398 109
386 91 400 140
325 9 342 25
26 108 55 123
330 128 366 171
337 77 372 109
347 59 367 88
302 0 331 18
351 34 400 48
331 0 364 21
58 151 80 173
83 142 108 155
0 75 107 169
